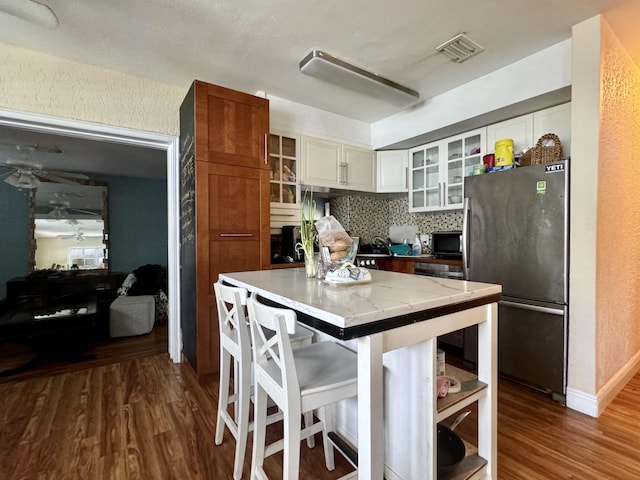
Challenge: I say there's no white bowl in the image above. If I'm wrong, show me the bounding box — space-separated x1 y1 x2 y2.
449 195 462 203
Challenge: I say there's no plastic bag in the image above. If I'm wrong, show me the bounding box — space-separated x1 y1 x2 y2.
315 215 352 247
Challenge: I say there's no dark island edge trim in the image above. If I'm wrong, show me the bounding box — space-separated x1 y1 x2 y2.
258 293 502 340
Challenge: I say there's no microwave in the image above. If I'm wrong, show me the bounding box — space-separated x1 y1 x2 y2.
431 231 463 258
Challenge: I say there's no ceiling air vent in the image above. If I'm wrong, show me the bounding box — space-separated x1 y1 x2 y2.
435 33 484 63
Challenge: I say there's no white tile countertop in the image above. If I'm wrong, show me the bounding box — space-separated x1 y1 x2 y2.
219 268 501 331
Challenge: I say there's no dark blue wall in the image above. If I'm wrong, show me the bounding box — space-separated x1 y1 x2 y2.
95 174 168 275
0 169 167 299
0 167 31 298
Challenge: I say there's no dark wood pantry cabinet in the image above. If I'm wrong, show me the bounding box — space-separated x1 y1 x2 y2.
179 80 270 382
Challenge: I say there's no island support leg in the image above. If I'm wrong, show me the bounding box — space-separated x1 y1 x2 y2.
357 333 385 480
477 302 498 479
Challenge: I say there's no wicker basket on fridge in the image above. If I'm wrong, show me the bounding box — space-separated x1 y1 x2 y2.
520 133 563 166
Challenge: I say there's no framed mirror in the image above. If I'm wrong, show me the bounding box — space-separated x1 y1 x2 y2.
29 180 109 271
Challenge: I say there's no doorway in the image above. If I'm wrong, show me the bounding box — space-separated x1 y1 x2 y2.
0 108 181 363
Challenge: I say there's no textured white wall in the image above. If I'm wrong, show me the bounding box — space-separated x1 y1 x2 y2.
0 43 185 135
596 19 640 389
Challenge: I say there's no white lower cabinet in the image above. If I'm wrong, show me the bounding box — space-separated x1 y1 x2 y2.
301 135 375 192
377 150 408 193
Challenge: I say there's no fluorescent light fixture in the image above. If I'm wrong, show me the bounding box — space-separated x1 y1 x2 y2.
299 50 419 107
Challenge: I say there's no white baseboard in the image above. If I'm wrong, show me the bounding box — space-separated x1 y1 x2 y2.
566 387 598 417
567 350 640 418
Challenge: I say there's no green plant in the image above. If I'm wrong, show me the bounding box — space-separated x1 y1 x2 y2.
295 189 315 261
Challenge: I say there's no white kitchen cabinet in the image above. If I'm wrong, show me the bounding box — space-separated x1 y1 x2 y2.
409 129 484 212
486 114 534 156
486 102 571 157
343 144 376 192
533 102 571 157
376 150 408 193
301 135 341 188
301 135 375 192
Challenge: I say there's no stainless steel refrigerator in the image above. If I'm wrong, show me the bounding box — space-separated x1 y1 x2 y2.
463 160 568 402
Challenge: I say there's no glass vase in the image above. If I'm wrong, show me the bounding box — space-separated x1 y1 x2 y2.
304 252 317 278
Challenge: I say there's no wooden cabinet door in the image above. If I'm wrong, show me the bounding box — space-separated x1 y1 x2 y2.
180 80 270 381
193 161 269 378
194 80 269 170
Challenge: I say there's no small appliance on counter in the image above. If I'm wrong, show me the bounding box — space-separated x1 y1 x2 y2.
431 231 463 258
271 225 305 264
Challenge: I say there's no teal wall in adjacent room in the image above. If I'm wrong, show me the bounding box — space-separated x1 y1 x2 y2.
0 170 167 299
0 166 31 299
96 174 168 275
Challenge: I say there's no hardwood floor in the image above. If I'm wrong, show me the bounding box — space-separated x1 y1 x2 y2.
2 349 640 479
0 324 168 384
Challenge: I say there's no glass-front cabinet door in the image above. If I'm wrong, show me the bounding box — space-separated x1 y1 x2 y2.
268 133 299 205
445 129 484 208
409 142 441 212
409 128 485 212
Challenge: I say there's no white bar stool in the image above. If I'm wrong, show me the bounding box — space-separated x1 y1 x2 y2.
247 293 358 480
213 282 314 480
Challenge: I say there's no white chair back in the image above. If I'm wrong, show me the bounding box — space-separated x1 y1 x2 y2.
214 281 251 363
247 293 300 405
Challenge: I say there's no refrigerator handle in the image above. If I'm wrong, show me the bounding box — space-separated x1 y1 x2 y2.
462 197 470 279
499 300 565 316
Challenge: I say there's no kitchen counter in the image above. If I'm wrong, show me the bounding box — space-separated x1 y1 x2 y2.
358 253 462 274
219 268 500 479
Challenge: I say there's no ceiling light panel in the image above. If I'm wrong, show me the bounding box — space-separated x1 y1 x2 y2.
436 33 484 63
299 50 419 108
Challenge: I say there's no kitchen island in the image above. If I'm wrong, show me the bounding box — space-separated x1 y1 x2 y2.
219 268 501 479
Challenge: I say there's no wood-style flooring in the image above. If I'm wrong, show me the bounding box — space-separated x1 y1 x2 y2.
2 346 640 479
0 324 168 384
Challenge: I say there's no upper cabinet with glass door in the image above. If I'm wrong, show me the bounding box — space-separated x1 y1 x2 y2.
409 142 442 212
268 133 299 205
444 129 484 208
409 128 485 212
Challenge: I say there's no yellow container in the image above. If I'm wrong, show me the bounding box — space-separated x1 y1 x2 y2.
495 139 514 167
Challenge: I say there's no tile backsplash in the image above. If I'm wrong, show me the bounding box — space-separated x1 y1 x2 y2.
330 194 463 245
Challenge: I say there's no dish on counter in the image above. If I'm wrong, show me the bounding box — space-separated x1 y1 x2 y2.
448 195 462 203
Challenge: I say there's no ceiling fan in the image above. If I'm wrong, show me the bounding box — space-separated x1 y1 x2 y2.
0 157 89 189
0 141 64 154
47 199 99 219
59 228 85 242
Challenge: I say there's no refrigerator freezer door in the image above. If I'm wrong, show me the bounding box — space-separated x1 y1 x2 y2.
498 298 567 400
464 162 568 304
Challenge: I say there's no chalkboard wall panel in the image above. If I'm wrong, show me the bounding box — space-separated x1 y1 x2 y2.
179 82 197 369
